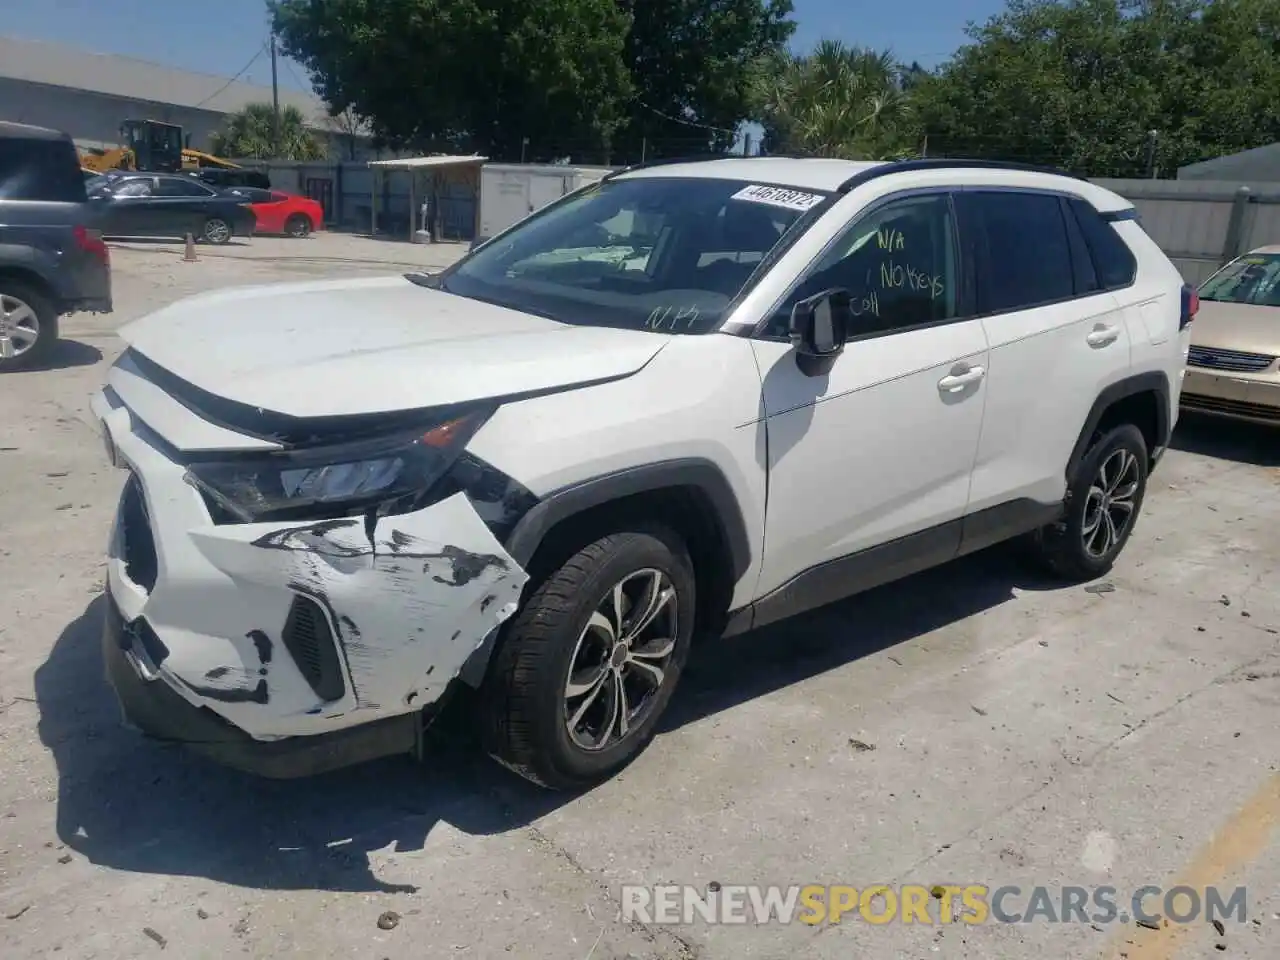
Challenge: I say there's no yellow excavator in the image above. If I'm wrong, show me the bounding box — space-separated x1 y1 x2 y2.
81 119 242 174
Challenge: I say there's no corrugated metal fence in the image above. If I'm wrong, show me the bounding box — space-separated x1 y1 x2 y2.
1095 179 1280 285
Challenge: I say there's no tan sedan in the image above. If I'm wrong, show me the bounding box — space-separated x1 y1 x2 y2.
1181 246 1280 425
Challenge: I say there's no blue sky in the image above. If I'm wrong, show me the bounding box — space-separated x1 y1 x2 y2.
5 0 1004 94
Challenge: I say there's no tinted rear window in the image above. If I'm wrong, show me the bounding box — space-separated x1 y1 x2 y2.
223 187 274 202
973 191 1075 313
0 136 87 202
1068 198 1137 289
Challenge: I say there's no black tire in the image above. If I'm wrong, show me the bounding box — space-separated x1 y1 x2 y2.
284 214 313 238
202 218 232 245
0 281 58 372
482 526 696 790
1028 423 1149 581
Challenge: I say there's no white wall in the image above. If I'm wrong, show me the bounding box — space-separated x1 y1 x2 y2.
0 77 353 159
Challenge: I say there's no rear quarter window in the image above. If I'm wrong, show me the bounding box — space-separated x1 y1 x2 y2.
0 136 87 202
1067 197 1137 290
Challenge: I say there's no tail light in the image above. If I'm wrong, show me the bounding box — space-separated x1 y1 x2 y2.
1179 284 1198 330
74 224 109 265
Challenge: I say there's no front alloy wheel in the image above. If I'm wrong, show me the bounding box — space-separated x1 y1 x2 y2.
482 527 696 790
564 569 678 752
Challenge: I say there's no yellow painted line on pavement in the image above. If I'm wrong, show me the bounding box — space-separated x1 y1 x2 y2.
1102 771 1280 960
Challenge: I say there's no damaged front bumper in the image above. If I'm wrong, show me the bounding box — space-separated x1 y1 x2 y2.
92 389 530 776
102 594 425 777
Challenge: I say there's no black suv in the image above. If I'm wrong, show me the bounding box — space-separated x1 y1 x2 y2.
0 122 112 371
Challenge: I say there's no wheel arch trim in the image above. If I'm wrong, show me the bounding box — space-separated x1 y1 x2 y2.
503 457 753 582
1067 371 1171 484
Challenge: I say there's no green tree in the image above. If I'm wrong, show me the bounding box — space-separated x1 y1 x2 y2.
752 41 919 160
909 0 1280 177
210 103 326 160
270 0 633 162
614 0 797 158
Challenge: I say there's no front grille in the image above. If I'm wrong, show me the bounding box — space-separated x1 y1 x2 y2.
1181 393 1280 423
120 473 158 592
1187 346 1276 372
281 594 346 702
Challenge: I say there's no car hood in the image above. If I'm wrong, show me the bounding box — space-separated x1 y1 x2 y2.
116 275 670 418
1191 300 1280 355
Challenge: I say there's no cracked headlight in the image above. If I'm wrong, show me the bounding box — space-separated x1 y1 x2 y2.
184 409 491 523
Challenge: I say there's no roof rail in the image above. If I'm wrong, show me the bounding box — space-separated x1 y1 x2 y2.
837 157 1087 193
603 153 750 181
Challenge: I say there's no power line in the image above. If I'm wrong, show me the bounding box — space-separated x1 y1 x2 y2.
192 45 268 109
282 57 312 94
635 100 737 136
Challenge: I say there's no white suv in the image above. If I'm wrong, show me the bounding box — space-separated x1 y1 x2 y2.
92 157 1193 789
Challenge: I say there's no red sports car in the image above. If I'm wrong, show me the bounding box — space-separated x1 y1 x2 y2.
224 187 324 237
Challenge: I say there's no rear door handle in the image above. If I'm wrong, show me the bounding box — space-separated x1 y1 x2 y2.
938 365 986 392
1086 324 1121 348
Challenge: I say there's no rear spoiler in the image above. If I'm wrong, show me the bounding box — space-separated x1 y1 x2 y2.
1100 207 1139 223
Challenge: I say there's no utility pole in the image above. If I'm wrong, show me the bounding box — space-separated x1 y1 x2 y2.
270 34 280 158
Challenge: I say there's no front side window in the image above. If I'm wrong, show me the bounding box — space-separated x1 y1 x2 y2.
438 177 828 334
764 193 959 339
1199 253 1280 306
112 179 154 198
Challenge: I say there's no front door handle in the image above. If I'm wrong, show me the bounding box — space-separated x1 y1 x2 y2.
1086 324 1121 348
938 365 986 392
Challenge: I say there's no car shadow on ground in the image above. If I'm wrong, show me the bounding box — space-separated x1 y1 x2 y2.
1171 412 1280 467
6 338 103 373
106 238 252 249
34 545 1059 894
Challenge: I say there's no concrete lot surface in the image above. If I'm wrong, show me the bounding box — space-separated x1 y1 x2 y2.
1 232 1278 959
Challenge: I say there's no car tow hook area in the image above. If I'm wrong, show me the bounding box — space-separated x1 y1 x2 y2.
187 492 529 724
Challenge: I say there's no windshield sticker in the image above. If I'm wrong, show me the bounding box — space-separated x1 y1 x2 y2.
731 185 825 212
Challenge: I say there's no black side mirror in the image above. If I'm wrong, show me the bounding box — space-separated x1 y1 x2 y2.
789 289 851 376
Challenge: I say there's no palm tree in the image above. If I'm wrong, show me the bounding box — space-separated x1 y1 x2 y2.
210 103 326 161
753 41 918 160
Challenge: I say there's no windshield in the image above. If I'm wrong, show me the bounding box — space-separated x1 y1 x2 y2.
1200 253 1280 306
438 177 829 333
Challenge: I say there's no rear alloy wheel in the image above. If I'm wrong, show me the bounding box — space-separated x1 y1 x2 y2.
482 527 695 790
284 214 313 238
0 284 57 372
1028 423 1149 581
202 218 232 244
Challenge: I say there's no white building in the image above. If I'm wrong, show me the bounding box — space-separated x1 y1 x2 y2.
0 34 367 159
1178 142 1280 182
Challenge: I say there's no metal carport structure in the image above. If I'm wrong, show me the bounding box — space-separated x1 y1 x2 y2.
366 154 487 241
